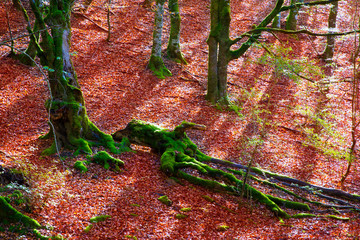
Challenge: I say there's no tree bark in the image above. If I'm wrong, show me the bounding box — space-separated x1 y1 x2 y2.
25 0 121 155
285 0 301 30
321 1 338 62
206 0 231 105
148 0 172 79
206 0 284 105
167 0 187 64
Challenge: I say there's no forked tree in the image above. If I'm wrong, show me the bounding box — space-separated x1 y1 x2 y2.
206 0 341 105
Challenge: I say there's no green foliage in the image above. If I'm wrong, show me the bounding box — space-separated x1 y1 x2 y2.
256 44 324 83
89 215 111 223
295 104 349 160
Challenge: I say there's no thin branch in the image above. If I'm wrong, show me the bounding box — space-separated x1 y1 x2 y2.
72 11 109 32
0 27 54 46
280 0 340 12
248 27 360 37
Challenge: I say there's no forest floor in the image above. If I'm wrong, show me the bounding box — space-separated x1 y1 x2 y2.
1 0 360 239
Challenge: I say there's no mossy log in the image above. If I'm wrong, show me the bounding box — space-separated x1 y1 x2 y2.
113 120 359 219
0 196 41 229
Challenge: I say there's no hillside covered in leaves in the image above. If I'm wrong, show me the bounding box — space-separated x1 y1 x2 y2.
1 0 360 239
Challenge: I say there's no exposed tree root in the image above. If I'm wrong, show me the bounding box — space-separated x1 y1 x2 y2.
113 120 358 219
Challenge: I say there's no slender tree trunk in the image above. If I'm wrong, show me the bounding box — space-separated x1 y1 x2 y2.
321 1 338 62
272 12 281 28
148 0 172 78
206 0 231 105
285 0 301 30
217 0 231 104
206 0 220 103
167 0 187 64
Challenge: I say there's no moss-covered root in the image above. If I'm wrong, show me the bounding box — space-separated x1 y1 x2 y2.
90 151 124 172
148 55 172 79
0 196 41 229
74 160 89 173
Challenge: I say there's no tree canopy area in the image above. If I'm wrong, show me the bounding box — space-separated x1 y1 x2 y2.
1 0 360 239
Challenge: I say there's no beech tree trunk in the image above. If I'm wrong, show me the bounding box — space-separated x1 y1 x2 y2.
167 0 187 64
148 0 172 78
25 0 120 155
285 0 301 30
206 0 231 105
206 0 284 105
148 0 187 78
321 1 338 62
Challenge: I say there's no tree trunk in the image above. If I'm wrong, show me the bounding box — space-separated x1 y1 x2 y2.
167 0 187 64
272 12 281 28
321 1 338 62
26 0 120 155
148 0 172 79
206 0 231 105
285 0 301 30
207 0 284 105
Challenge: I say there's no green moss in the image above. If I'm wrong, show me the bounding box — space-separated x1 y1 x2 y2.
130 203 141 207
160 149 176 175
217 224 229 231
83 224 93 233
202 195 215 203
0 196 41 229
72 138 92 156
91 151 124 171
180 207 191 212
175 213 188 219
125 235 138 240
89 215 111 223
74 161 88 172
33 229 65 240
291 213 349 221
148 55 172 79
41 142 57 156
324 215 349 221
158 195 172 206
267 195 310 211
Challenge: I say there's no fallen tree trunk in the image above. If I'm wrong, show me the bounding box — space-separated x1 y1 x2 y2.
113 120 359 219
